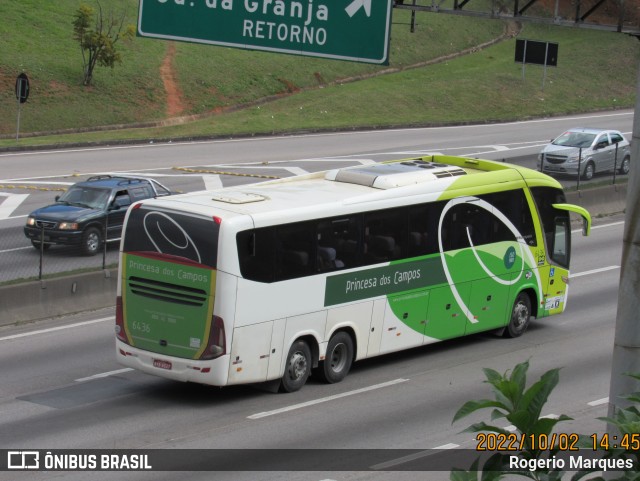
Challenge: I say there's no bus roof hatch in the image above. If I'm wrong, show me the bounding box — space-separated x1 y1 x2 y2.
325 161 466 189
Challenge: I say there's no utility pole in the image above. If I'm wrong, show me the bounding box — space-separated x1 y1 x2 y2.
607 60 640 418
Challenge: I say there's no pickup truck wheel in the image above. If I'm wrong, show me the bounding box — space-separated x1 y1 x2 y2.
81 227 102 256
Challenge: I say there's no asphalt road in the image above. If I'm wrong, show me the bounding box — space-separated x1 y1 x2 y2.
0 110 631 480
0 109 633 282
0 217 625 481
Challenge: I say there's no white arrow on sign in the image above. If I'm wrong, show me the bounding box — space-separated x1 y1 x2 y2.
345 0 372 17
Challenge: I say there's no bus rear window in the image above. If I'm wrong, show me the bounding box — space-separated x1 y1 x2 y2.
123 206 219 268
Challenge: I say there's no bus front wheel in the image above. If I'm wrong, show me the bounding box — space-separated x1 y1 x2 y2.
318 331 353 384
505 292 531 338
280 340 312 393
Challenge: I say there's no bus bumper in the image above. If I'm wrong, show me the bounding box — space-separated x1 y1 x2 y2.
116 339 230 386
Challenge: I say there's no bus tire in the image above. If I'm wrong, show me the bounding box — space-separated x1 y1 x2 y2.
505 292 531 338
280 340 311 393
318 332 353 384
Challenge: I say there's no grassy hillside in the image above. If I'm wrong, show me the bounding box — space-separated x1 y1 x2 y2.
0 0 637 147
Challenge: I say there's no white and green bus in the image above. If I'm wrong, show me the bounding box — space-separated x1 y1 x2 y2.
115 155 591 392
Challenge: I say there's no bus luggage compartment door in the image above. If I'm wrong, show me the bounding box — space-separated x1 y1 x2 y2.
228 322 274 384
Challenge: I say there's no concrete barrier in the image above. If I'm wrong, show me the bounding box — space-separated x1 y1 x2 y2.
2 268 118 326
0 183 628 327
565 183 627 218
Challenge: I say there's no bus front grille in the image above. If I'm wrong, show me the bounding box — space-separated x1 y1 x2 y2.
128 276 207 307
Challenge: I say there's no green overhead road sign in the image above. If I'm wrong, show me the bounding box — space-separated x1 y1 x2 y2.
138 0 393 65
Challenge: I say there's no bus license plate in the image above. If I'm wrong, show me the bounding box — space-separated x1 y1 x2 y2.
153 359 172 370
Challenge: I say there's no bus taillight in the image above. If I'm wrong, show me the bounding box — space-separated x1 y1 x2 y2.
200 315 226 360
115 296 131 344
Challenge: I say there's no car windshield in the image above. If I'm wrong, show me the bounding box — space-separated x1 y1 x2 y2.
552 132 596 148
58 186 110 209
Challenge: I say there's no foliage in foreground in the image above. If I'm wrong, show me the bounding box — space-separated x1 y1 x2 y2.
451 361 640 480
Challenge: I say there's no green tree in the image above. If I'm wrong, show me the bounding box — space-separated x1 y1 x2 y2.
72 2 135 86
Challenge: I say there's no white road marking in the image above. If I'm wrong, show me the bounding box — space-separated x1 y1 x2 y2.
0 194 29 219
0 181 73 185
75 368 134 382
0 317 112 341
572 221 625 234
202 174 223 190
370 444 458 470
247 378 409 419
433 443 460 449
0 246 31 254
284 167 308 175
588 397 609 407
570 266 620 278
503 414 559 433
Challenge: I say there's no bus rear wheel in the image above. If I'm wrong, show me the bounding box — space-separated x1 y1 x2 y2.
505 292 531 338
280 340 311 393
318 332 353 384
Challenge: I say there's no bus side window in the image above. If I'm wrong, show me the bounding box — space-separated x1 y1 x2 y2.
550 215 570 268
317 220 346 272
237 229 276 282
277 222 315 280
364 208 406 263
482 190 536 246
330 216 361 269
530 186 570 268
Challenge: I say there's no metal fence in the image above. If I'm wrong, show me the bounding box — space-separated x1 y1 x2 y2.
0 162 629 285
0 223 119 284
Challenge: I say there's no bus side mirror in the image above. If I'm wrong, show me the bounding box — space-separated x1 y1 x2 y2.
551 203 591 236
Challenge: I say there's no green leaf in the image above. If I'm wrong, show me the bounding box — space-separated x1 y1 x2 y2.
459 421 511 435
453 400 508 424
510 361 530 405
483 367 503 386
492 388 516 413
528 416 572 439
520 368 560 419
489 409 507 421
506 410 533 433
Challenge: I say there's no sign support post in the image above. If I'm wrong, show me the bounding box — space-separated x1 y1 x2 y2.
15 73 30 141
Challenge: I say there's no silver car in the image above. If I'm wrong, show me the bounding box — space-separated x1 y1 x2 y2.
538 128 631 180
